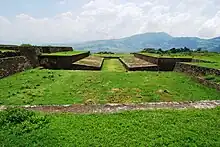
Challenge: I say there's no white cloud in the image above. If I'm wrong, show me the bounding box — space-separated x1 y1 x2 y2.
0 0 220 44
58 0 67 5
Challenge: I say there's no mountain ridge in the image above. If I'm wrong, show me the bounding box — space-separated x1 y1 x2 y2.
66 32 220 53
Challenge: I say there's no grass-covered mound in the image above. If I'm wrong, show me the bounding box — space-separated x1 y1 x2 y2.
0 107 220 146
0 69 219 105
42 51 85 56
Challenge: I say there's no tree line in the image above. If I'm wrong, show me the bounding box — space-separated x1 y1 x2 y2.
140 47 208 54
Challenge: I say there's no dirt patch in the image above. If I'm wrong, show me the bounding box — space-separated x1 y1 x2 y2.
1 100 219 114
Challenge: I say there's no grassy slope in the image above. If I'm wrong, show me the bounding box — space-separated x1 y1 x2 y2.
102 59 125 72
1 108 220 146
42 51 84 56
0 69 219 105
190 62 220 69
93 53 132 57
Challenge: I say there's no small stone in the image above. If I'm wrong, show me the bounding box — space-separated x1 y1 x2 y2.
84 99 96 105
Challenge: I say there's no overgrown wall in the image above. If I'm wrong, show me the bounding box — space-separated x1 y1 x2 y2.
0 56 32 79
196 77 220 91
174 62 220 76
0 46 73 53
134 53 192 71
39 52 90 69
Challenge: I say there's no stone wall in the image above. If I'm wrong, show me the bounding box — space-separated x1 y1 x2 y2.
158 58 192 71
0 56 32 79
19 47 42 68
0 51 20 58
134 53 192 71
39 52 90 69
71 63 103 70
196 77 220 91
174 62 220 76
134 53 158 64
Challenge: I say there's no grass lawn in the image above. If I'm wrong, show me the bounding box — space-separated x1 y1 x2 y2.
94 53 132 57
0 69 219 105
102 59 125 72
1 108 220 146
42 51 85 56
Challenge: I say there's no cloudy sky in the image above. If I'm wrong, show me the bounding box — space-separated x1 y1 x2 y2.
0 0 220 44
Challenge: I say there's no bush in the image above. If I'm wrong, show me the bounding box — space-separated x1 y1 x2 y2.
0 108 49 134
20 44 32 47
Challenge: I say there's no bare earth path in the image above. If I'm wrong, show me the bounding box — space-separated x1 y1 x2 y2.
1 100 220 114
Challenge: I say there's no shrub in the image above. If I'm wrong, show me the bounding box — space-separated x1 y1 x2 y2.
0 108 49 135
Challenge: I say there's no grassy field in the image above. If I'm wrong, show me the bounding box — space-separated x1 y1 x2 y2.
94 53 132 57
102 59 125 72
42 51 85 56
0 69 219 105
1 107 220 146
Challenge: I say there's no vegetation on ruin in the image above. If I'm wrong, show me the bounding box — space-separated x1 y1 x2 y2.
0 68 219 105
41 51 85 56
140 49 220 69
189 62 220 69
102 59 125 72
204 75 220 83
0 48 16 53
0 107 220 146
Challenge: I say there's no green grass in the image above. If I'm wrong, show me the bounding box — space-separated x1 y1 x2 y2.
1 108 220 146
94 53 132 57
102 59 125 72
0 69 219 105
204 75 220 84
0 49 16 53
42 51 85 56
190 62 220 69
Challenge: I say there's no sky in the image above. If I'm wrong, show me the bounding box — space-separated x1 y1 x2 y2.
0 0 220 44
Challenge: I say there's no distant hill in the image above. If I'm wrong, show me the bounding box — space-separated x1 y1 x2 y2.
69 32 220 53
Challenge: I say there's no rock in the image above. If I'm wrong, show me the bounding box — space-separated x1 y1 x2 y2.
157 89 170 94
84 99 96 105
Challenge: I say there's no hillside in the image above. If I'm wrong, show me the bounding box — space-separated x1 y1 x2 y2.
70 32 220 53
